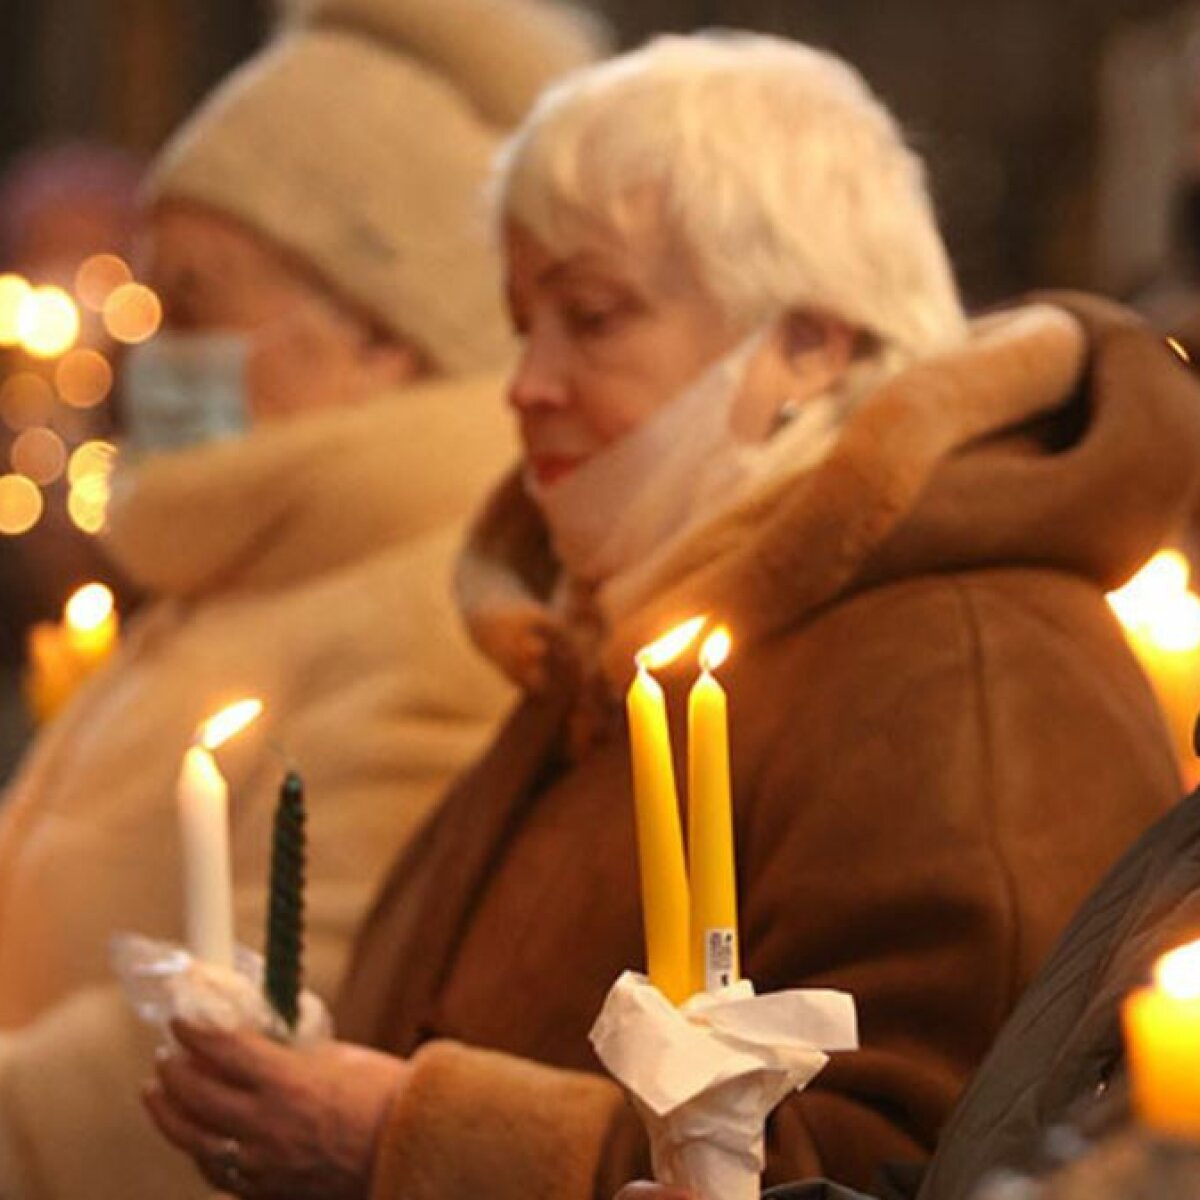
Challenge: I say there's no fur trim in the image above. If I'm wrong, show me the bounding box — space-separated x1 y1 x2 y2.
600 303 1086 677
458 301 1096 686
104 370 515 596
371 1040 625 1200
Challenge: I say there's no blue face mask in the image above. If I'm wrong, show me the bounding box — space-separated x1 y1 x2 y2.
121 331 250 456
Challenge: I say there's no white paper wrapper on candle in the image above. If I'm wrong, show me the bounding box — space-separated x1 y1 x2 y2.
110 933 330 1047
590 972 858 1200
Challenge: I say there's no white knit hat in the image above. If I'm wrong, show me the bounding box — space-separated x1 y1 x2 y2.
147 0 606 375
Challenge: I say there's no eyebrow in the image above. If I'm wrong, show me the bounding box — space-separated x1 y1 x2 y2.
542 255 637 291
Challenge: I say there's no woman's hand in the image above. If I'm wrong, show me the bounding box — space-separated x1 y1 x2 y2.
143 1019 408 1199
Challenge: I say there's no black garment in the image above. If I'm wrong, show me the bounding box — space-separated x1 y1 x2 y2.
768 788 1200 1200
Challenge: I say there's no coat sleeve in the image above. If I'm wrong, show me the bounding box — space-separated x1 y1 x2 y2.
736 573 1177 1190
0 984 210 1200
370 1040 630 1200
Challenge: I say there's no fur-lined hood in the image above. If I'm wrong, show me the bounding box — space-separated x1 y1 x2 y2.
457 294 1200 688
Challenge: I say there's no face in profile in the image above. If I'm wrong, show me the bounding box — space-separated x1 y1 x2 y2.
502 211 857 486
502 214 742 486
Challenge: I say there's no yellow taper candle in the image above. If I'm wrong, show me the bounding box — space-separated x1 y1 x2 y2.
1123 938 1200 1139
689 626 739 994
627 618 703 1005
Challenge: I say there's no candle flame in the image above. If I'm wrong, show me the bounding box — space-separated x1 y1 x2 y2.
1167 336 1192 364
1155 939 1200 1001
1107 550 1200 653
198 698 263 750
64 582 114 632
699 626 732 673
636 616 706 671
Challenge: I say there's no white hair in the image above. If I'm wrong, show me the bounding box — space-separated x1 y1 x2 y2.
495 32 967 368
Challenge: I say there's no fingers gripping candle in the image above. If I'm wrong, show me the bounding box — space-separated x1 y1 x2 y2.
627 618 704 1006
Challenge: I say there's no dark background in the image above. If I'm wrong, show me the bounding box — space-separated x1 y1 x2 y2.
0 0 1190 306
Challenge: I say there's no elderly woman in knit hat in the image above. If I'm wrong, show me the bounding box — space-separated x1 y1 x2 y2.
0 2 602 1198
148 30 1200 1200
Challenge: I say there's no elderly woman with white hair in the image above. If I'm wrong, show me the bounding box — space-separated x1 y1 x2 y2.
147 31 1200 1200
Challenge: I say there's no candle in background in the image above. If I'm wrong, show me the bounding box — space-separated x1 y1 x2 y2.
627 617 704 1006
1123 938 1200 1139
178 699 263 968
1107 550 1200 787
24 582 119 723
63 582 118 666
264 770 306 1030
688 626 739 995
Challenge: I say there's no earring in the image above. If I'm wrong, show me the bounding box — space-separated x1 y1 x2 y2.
773 397 803 432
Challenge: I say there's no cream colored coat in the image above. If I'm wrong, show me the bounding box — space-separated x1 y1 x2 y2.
0 374 515 1199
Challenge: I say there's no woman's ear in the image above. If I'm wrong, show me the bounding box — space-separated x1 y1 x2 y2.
731 310 857 441
779 309 856 399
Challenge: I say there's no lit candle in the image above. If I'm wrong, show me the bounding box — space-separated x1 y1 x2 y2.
627 618 704 1005
63 582 118 667
264 770 306 1030
24 582 119 723
178 699 263 967
178 745 236 968
1123 938 1200 1138
688 626 739 995
1107 551 1200 787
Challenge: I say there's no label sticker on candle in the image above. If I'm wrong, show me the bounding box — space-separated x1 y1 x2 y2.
704 928 737 991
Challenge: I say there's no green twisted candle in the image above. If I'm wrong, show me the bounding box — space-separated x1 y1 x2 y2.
264 770 305 1030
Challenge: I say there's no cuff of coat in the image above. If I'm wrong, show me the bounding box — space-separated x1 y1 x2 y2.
370 1039 627 1200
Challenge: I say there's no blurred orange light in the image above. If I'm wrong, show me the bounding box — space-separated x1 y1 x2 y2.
11 427 66 485
75 254 132 312
0 473 44 535
64 581 115 633
67 439 117 486
17 285 80 358
0 372 54 432
103 283 161 345
67 474 110 534
55 348 113 408
1108 550 1200 653
0 274 31 346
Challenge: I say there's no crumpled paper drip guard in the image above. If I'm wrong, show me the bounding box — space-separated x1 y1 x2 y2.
590 972 858 1200
111 932 330 1046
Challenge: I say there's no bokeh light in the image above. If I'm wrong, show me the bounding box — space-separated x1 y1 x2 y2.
0 274 31 347
67 439 118 486
16 285 80 358
11 427 67 485
64 582 115 632
0 473 44 535
1156 939 1200 1000
103 282 161 344
55 348 113 409
67 473 110 534
1108 550 1200 653
75 254 132 312
0 372 55 432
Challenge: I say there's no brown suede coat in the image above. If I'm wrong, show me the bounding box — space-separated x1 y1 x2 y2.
337 296 1200 1200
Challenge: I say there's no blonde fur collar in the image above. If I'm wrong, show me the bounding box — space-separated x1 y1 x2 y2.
105 370 514 597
